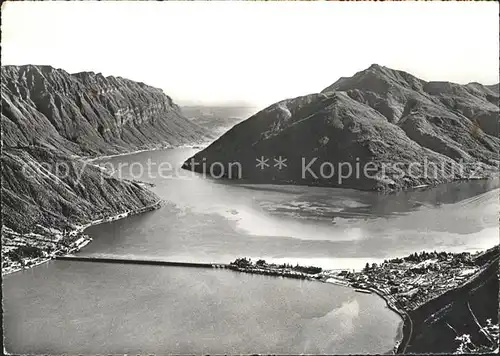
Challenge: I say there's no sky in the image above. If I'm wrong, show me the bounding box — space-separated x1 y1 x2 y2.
2 1 499 108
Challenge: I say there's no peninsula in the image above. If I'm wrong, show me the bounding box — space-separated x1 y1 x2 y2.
228 245 499 354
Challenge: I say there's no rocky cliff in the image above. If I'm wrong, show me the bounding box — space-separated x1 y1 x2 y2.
1 145 162 274
183 65 499 191
2 65 210 156
2 146 159 233
1 65 207 272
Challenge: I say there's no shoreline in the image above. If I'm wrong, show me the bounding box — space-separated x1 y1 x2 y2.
80 145 497 195
1 200 162 277
6 247 493 354
3 144 189 277
70 199 162 235
181 164 498 193
367 287 408 354
223 249 497 355
80 146 497 197
80 143 210 163
318 276 406 351
227 261 406 354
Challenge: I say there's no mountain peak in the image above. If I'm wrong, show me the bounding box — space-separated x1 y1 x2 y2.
321 64 390 93
321 64 426 99
368 63 384 70
184 64 499 191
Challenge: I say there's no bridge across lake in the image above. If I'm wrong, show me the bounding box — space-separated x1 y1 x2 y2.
55 255 228 269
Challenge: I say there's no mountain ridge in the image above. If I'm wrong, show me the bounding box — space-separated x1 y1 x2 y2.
183 64 499 191
1 64 208 273
2 64 211 157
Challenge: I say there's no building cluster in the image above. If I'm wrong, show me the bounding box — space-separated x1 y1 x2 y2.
323 250 483 311
226 251 489 313
228 258 323 280
1 225 91 275
2 202 162 276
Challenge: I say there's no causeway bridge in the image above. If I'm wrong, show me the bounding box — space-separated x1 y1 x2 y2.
55 255 229 269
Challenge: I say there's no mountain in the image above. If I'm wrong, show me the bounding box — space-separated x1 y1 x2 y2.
2 146 159 233
2 65 210 156
485 83 499 95
181 105 258 138
1 65 209 272
1 144 162 274
183 64 499 191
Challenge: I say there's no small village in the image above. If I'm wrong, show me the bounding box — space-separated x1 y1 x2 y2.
2 201 163 276
1 225 93 276
229 247 497 314
319 248 494 311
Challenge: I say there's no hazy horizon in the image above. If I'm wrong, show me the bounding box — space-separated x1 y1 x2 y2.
2 1 498 108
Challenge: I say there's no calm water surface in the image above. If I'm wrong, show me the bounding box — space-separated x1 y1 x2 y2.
4 148 498 354
85 148 499 268
3 262 401 354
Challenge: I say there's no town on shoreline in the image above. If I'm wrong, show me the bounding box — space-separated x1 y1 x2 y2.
228 247 497 313
228 246 499 353
1 201 162 276
3 224 497 354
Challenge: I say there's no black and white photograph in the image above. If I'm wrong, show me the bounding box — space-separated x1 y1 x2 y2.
1 1 499 354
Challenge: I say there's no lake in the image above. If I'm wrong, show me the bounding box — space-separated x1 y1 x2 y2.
3 148 498 354
84 148 498 269
3 261 402 354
